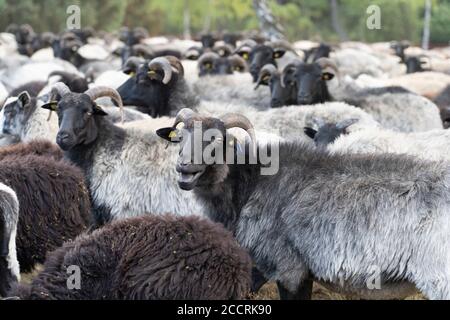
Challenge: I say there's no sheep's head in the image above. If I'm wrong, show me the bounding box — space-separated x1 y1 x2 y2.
255 64 297 108
42 83 122 151
282 58 338 105
304 118 358 148
157 109 256 191
117 56 184 115
198 53 247 77
404 56 428 74
2 92 35 136
390 41 410 61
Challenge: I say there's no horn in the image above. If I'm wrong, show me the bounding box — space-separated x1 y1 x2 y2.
255 64 277 90
122 56 145 74
198 52 220 65
316 57 339 76
173 108 199 128
132 44 154 57
228 54 248 72
336 118 358 130
164 56 184 78
221 113 256 155
280 61 301 88
85 86 124 122
50 82 71 99
148 57 173 85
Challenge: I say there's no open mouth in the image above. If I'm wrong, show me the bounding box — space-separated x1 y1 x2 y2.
178 170 204 191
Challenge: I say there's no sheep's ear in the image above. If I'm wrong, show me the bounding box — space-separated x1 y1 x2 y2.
273 49 286 59
304 127 317 139
322 72 334 81
18 91 31 107
41 101 58 111
93 104 108 116
156 127 180 143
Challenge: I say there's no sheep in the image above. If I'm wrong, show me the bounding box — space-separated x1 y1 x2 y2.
0 90 150 148
310 124 450 163
196 100 380 141
1 93 59 143
197 52 248 77
117 56 199 117
42 83 205 225
434 84 450 128
353 71 450 100
0 139 62 161
0 182 20 297
158 108 450 300
236 40 298 82
0 147 92 273
193 73 271 110
281 58 443 132
8 214 252 300
254 64 298 108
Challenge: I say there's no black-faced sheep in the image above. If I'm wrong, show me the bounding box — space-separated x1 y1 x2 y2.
42 83 205 225
9 215 252 300
117 56 199 117
158 109 450 300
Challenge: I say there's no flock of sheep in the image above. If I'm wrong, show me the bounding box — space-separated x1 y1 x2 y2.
1 24 450 300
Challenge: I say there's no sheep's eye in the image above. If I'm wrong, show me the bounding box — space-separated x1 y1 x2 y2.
204 63 212 69
86 111 93 117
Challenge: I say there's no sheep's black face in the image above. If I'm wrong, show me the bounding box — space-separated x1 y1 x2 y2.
287 63 334 105
157 118 230 191
269 74 297 108
44 93 107 151
2 93 33 136
249 46 276 82
405 57 425 74
199 58 233 77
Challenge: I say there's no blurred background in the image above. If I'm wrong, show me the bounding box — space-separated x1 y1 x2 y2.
0 0 448 45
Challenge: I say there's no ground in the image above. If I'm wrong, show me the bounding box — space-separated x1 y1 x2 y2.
21 267 425 300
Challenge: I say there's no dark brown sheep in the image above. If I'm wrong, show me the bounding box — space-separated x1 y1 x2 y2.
11 215 252 300
0 139 63 161
0 153 92 274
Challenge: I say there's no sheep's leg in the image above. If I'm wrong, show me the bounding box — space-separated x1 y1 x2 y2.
277 279 313 300
251 267 268 293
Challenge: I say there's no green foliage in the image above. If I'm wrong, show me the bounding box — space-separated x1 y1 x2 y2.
0 0 448 45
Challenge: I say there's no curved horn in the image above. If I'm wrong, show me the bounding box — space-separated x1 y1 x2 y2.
198 52 220 65
228 54 248 72
221 113 256 155
316 57 339 76
132 44 154 57
255 64 277 90
165 56 184 78
173 108 198 128
85 86 124 122
148 57 173 85
336 118 359 130
50 82 71 99
280 61 301 88
123 56 145 74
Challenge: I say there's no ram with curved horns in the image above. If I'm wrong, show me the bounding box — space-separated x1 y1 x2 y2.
117 56 198 117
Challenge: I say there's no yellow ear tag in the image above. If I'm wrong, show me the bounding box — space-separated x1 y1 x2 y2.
129 72 135 77
49 102 58 111
243 53 249 60
148 70 156 75
322 73 331 80
168 130 177 139
263 75 270 82
274 52 280 58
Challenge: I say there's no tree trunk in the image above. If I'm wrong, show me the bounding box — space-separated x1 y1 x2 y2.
330 0 348 41
183 0 191 40
422 0 432 50
252 0 285 41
